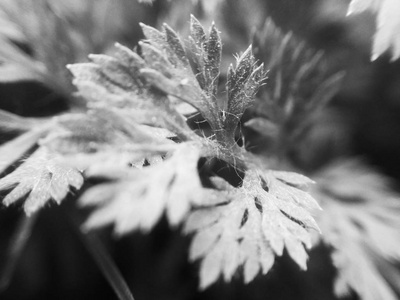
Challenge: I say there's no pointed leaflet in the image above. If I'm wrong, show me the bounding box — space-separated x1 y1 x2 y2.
347 0 400 61
0 148 83 215
139 18 223 135
189 15 221 101
67 17 321 289
225 46 266 137
185 170 320 289
249 18 343 152
80 143 204 233
312 160 400 300
68 44 195 141
140 16 266 147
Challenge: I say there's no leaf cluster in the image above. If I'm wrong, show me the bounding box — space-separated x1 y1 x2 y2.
0 16 322 289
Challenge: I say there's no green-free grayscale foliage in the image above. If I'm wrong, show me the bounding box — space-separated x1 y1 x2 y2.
0 16 322 288
248 18 344 156
0 147 83 215
346 0 400 61
312 160 400 300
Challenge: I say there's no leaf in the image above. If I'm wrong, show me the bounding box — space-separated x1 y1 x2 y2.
68 45 196 142
0 0 143 95
347 0 400 61
185 169 320 289
65 17 318 289
0 109 41 132
250 18 344 155
0 124 52 174
139 16 267 146
0 148 83 215
225 46 266 138
312 159 400 300
41 110 172 154
80 143 205 233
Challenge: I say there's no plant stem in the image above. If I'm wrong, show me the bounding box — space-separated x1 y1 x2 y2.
66 209 135 300
0 212 38 291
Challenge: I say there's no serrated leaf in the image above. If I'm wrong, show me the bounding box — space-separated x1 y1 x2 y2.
312 159 400 300
80 143 205 233
250 18 343 156
225 46 266 137
65 17 321 290
185 169 319 289
347 0 400 61
68 46 196 141
0 148 83 215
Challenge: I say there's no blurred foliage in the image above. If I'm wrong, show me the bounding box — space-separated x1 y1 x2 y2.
1 0 400 300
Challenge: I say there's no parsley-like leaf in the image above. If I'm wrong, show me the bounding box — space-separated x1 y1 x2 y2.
0 17 321 289
185 169 319 289
312 160 400 300
0 147 83 215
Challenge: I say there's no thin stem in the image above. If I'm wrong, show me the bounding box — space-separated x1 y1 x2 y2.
0 212 38 291
66 209 135 300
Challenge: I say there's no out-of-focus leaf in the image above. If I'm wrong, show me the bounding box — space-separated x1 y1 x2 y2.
0 64 43 83
312 159 400 300
347 0 400 61
248 18 344 157
0 123 52 174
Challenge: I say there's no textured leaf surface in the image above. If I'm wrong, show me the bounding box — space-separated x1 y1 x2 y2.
312 160 400 300
0 148 83 215
80 143 204 233
66 17 319 288
347 0 400 61
185 169 320 289
0 16 321 289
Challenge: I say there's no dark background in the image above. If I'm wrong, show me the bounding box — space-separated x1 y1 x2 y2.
1 0 400 299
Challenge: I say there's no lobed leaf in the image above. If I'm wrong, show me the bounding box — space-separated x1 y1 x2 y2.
80 143 205 234
0 148 83 215
312 159 400 300
186 169 319 288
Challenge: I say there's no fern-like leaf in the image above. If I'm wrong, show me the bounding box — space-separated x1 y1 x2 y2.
247 18 344 157
185 170 319 289
0 17 321 289
312 160 400 300
65 16 321 288
0 147 83 215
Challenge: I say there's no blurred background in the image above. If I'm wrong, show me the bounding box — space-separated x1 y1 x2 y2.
1 0 400 299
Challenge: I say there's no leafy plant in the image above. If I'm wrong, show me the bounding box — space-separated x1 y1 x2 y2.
311 160 400 300
1 1 400 300
0 14 322 291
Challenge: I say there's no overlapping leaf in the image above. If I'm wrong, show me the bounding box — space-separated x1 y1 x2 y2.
346 0 400 61
66 17 321 288
0 0 143 95
0 16 322 289
248 18 344 156
311 160 400 300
